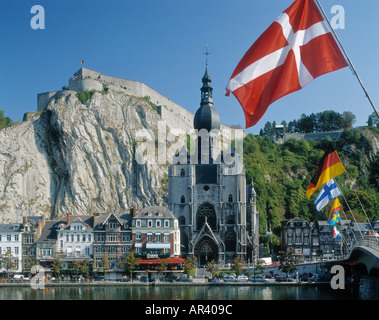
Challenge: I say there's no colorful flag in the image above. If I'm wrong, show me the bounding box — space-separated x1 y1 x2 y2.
332 225 341 239
225 0 348 128
306 144 345 199
328 197 343 220
314 179 341 211
328 212 342 226
80 60 84 64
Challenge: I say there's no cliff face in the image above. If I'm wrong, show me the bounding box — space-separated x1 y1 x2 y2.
0 89 171 222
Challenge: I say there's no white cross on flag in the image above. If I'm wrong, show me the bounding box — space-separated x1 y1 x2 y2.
226 0 348 128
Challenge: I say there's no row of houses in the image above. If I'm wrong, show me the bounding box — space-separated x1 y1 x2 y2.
280 217 379 261
0 206 181 275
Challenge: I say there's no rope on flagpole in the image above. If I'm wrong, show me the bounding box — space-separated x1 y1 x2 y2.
315 0 379 119
334 179 363 239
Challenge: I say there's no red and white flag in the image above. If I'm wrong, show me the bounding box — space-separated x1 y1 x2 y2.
226 0 348 128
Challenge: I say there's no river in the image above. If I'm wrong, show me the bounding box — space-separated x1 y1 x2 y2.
0 283 359 300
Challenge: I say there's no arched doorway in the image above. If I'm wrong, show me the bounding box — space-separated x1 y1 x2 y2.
195 237 218 265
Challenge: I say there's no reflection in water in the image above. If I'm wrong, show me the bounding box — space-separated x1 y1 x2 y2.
0 285 358 300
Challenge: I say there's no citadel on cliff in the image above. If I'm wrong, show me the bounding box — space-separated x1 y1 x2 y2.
10 66 259 265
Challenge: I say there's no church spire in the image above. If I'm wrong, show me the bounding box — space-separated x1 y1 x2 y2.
194 53 220 132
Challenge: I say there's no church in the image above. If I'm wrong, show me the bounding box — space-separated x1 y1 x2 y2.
168 65 260 265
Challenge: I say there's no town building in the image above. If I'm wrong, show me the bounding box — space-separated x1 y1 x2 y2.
168 66 259 265
92 212 132 271
131 206 180 258
281 217 355 261
0 224 23 273
56 214 94 270
36 220 63 272
21 215 45 271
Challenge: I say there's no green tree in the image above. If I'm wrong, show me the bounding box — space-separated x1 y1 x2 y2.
278 251 298 281
0 109 15 130
122 252 140 281
231 257 244 275
157 258 168 277
183 257 197 278
205 259 219 278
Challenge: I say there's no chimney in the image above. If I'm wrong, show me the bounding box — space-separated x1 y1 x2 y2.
67 213 70 225
36 214 46 240
23 216 27 225
130 206 136 217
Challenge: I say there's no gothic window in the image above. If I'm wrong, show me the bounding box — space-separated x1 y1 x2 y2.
181 168 185 177
181 195 185 204
225 231 236 251
197 203 216 230
179 216 185 226
228 194 233 202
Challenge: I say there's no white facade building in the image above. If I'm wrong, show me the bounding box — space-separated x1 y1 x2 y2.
56 214 94 269
0 224 23 273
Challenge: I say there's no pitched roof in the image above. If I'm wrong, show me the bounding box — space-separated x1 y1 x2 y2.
37 220 62 243
134 206 176 220
0 224 22 233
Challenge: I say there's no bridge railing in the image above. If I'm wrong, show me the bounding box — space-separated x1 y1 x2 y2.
354 236 379 252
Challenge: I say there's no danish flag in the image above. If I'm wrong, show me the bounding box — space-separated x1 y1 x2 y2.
226 0 348 128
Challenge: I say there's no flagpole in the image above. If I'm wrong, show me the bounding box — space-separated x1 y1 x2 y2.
334 180 363 238
353 190 379 244
315 0 379 119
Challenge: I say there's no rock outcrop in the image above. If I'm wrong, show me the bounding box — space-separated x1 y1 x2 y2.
0 89 171 222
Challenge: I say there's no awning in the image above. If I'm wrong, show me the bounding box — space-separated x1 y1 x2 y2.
138 257 185 265
146 243 170 249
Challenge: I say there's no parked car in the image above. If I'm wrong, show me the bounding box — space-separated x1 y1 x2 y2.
237 275 248 282
13 275 29 281
164 275 179 282
249 275 268 283
177 276 193 282
223 275 237 282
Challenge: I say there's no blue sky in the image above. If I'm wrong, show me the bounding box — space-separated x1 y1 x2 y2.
0 0 378 135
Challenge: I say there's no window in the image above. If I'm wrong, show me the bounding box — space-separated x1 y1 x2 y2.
7 235 11 242
147 233 153 242
156 233 161 242
136 220 141 228
164 233 170 243
228 194 233 202
164 220 170 227
109 222 117 229
97 234 105 242
82 234 86 242
148 220 153 227
181 168 185 176
14 235 19 241
71 234 74 242
136 233 141 241
108 234 118 242
181 195 185 204
156 220 161 227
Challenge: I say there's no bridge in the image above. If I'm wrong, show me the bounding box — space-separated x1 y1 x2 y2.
345 236 379 277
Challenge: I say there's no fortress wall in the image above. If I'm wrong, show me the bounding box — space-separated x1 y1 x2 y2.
69 78 103 93
37 91 57 111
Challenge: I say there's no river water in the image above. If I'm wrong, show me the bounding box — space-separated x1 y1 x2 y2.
0 284 359 300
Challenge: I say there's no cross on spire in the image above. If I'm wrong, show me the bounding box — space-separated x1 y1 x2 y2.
203 45 211 66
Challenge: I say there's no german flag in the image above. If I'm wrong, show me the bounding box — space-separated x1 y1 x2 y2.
306 144 345 199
